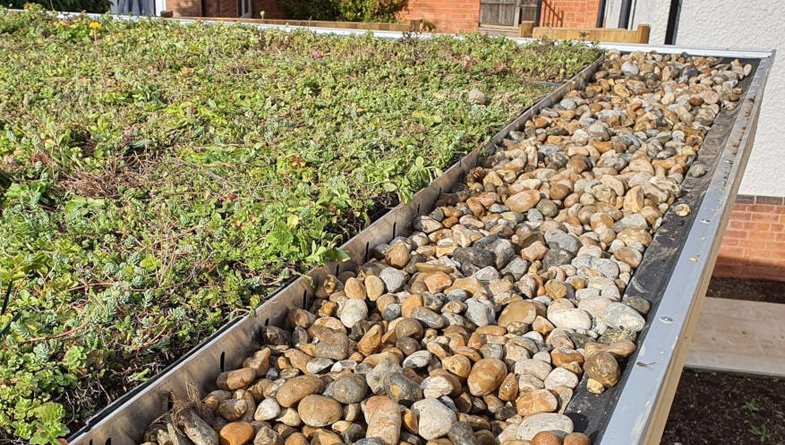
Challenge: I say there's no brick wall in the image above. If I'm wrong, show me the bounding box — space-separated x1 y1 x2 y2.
252 0 284 19
167 0 202 17
715 195 785 282
199 0 237 17
540 0 599 28
398 0 480 34
167 0 603 29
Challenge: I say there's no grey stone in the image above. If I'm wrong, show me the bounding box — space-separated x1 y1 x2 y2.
332 373 368 404
543 247 575 269
545 230 581 254
465 299 496 327
402 350 432 370
602 302 646 332
411 306 446 329
448 422 479 445
339 299 369 329
305 358 333 374
367 358 402 394
384 372 424 405
379 267 405 293
453 247 495 269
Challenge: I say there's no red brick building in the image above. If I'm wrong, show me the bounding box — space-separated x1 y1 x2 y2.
165 0 601 33
538 0 599 28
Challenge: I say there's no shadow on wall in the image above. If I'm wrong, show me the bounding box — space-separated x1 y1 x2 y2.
713 257 785 283
540 0 563 27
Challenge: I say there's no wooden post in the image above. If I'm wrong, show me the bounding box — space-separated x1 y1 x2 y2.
532 23 651 43
519 20 534 37
636 24 651 44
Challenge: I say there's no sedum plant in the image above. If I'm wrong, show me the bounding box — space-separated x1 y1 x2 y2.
0 5 600 442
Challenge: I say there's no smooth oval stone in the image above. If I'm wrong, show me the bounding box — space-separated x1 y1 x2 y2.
254 398 281 421
396 336 421 356
548 308 592 330
297 395 342 427
531 431 563 445
403 350 432 369
584 351 621 387
498 300 542 327
564 432 592 445
396 318 425 339
276 375 324 408
339 299 369 329
332 373 369 404
412 398 457 440
219 421 254 445
602 302 646 332
544 368 579 390
467 358 507 396
517 413 574 440
216 368 255 391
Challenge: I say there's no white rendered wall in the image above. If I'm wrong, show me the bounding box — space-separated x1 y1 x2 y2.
603 0 784 196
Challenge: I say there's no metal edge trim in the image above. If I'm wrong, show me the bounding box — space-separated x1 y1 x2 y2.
598 54 775 445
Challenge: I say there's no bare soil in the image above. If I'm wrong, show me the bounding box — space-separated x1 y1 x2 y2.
706 276 785 304
661 370 785 444
661 277 785 444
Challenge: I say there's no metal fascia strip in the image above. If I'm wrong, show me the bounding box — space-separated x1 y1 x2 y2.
599 53 775 445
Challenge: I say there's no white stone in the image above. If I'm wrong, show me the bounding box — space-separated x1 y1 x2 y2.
544 367 579 390
412 399 457 440
517 413 574 440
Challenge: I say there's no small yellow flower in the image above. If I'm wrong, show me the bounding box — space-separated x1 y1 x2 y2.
89 22 102 31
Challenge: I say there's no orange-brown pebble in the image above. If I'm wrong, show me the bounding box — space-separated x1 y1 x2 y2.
285 432 308 445
563 432 591 445
219 421 255 445
531 431 563 445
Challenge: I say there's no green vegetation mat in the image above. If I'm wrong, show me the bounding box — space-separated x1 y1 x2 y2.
0 6 600 442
